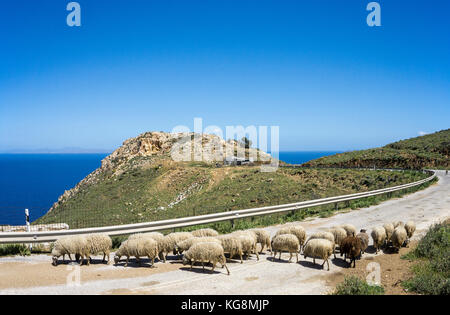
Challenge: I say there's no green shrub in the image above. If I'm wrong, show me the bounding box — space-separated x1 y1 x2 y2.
111 235 128 249
332 276 384 295
0 244 31 257
403 223 450 295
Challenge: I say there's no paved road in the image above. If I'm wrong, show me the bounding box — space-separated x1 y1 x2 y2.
1 170 449 295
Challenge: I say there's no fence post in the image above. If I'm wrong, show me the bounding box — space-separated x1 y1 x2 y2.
25 209 32 251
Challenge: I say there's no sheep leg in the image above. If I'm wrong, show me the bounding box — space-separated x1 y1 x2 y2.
326 259 330 271
202 261 205 271
333 248 336 259
279 252 282 261
296 252 298 263
255 250 259 261
211 262 216 273
224 263 230 275
288 252 293 263
151 257 155 268
125 256 129 267
313 258 316 265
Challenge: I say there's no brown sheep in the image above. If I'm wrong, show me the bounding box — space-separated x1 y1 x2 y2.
340 236 362 268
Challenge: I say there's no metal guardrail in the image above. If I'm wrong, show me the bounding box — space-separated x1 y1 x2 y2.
0 170 436 244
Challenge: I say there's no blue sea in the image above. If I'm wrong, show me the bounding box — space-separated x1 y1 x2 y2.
0 151 338 226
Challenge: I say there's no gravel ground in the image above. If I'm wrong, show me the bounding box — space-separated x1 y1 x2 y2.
0 170 448 295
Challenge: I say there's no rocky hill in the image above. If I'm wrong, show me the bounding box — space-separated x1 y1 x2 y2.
303 129 450 169
45 131 272 215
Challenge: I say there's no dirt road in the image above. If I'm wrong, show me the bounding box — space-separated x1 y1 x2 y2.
1 170 448 295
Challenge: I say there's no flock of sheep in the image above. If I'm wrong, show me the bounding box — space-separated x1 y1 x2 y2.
51 220 416 275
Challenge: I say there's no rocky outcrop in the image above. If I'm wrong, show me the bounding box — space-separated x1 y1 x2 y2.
47 132 272 214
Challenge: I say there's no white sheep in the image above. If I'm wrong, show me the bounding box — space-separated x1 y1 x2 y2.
182 242 230 275
405 221 416 239
356 229 369 255
382 223 394 245
129 232 166 262
271 234 300 262
305 231 336 258
231 230 260 261
176 237 221 254
191 228 219 237
371 227 386 253
393 221 404 228
275 225 306 250
162 232 194 257
114 238 159 267
303 239 334 271
216 234 244 263
51 235 89 266
85 234 112 263
328 226 347 253
251 228 272 253
391 226 407 252
340 224 357 237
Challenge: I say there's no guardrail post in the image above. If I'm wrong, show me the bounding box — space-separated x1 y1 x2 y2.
335 202 338 211
230 219 235 229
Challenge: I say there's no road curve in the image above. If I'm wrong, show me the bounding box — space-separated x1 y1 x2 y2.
0 170 449 295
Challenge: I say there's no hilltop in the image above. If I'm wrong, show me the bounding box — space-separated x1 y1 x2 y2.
303 129 450 169
36 131 429 229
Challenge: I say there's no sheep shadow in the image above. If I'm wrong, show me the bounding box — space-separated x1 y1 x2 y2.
364 246 378 254
179 263 225 275
331 257 352 268
113 258 157 268
266 256 297 264
297 259 328 270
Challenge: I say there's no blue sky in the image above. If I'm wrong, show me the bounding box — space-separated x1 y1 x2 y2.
0 0 449 152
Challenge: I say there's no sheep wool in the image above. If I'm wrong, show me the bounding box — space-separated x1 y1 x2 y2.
303 239 334 271
371 227 386 253
162 232 194 256
275 225 306 249
129 232 167 262
340 236 362 268
340 224 357 237
191 228 219 237
51 235 90 266
176 237 221 254
328 227 347 247
216 234 244 263
306 231 336 258
85 234 112 263
271 234 300 263
183 242 230 275
231 230 259 261
382 223 394 242
356 231 369 254
405 221 416 239
391 226 407 252
114 238 159 267
251 229 272 253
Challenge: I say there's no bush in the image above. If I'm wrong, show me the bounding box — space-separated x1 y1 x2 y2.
111 235 128 249
332 276 384 295
403 223 450 295
0 244 31 257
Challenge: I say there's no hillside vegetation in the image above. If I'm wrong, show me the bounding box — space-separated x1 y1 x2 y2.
303 129 450 169
35 134 426 228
